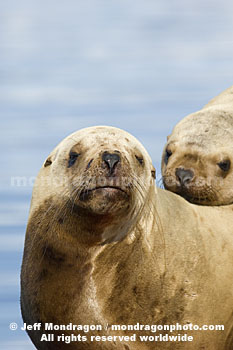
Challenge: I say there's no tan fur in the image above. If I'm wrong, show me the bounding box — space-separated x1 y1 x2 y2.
21 126 233 349
162 86 233 205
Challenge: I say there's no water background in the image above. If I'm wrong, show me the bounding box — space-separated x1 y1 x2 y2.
1 0 233 348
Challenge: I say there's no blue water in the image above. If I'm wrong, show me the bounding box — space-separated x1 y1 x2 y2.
1 0 233 348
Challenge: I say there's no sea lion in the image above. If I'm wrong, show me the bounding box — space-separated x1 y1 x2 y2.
162 86 233 205
21 126 233 350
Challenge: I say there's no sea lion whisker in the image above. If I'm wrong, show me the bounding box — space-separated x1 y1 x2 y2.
131 173 167 276
130 177 167 284
157 176 165 189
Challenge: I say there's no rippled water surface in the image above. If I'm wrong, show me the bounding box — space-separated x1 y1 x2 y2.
1 0 233 348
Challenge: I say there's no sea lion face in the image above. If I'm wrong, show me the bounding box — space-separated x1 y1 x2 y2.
162 109 233 205
32 126 156 243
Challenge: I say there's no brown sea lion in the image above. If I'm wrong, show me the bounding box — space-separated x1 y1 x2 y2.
162 86 233 205
21 126 233 349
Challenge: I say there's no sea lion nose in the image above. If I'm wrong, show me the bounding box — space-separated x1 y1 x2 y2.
102 152 120 174
175 168 194 186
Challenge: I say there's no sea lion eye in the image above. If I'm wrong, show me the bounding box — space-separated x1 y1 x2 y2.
164 148 172 165
217 160 231 172
68 152 80 168
135 155 144 165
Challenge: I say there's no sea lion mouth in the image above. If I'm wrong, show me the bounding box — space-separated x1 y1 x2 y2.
182 194 209 203
177 187 212 204
79 186 128 201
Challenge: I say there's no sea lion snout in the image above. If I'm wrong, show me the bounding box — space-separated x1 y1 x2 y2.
102 151 121 175
175 168 194 186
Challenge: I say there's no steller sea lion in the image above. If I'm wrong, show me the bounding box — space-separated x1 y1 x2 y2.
21 126 233 349
162 86 233 205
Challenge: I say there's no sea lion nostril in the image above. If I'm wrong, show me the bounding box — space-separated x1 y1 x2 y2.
175 168 194 186
102 152 120 173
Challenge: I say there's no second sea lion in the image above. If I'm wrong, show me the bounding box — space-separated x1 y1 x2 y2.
162 86 233 205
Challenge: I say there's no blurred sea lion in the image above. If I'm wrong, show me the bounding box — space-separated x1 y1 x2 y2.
162 86 233 205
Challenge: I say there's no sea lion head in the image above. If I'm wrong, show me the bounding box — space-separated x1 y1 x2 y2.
31 126 156 244
162 107 233 205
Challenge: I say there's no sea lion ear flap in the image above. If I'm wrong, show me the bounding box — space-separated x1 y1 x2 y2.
43 150 58 168
167 135 171 141
44 157 52 167
151 166 156 179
